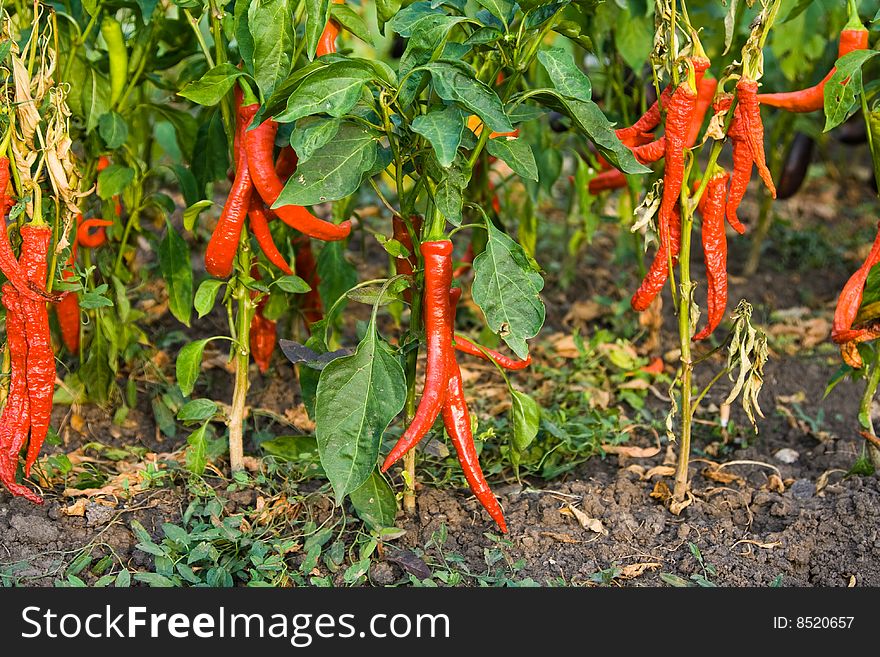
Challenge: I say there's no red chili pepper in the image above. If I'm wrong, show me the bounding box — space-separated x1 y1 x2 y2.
453 334 531 370
631 205 682 312
640 357 665 374
241 103 352 242
686 76 719 146
317 1 342 57
0 158 43 302
248 197 293 275
656 81 697 255
631 137 667 164
381 240 454 471
18 223 55 476
736 79 776 196
77 218 113 249
757 27 869 112
96 156 111 172
616 57 710 144
588 168 627 194
693 170 730 341
831 222 880 367
0 284 42 503
292 235 324 325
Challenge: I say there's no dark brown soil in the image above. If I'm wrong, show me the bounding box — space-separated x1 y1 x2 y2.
2 173 880 587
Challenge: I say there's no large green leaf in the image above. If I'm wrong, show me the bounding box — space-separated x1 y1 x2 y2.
185 423 209 475
423 62 514 134
824 49 878 132
98 112 128 149
315 316 406 502
234 0 255 73
486 137 538 181
275 123 378 205
411 105 466 167
475 0 516 26
537 47 592 102
472 222 545 359
565 96 648 174
274 61 372 123
376 0 403 34
249 0 295 98
509 389 540 451
97 164 134 199
289 117 342 164
318 241 358 314
177 63 244 106
191 110 229 192
304 0 332 59
176 339 210 397
349 471 398 529
330 4 375 45
158 219 193 327
615 10 653 73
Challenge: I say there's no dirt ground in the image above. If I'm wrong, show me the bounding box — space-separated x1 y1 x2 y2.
2 170 880 587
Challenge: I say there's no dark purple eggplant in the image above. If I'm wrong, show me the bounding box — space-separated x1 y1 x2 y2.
835 113 867 145
776 132 815 200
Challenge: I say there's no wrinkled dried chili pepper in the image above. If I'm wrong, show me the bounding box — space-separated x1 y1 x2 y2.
757 25 869 113
631 205 682 312
0 284 41 503
381 240 454 471
693 170 730 341
588 168 627 194
0 158 43 302
241 103 352 241
19 223 55 476
832 222 880 368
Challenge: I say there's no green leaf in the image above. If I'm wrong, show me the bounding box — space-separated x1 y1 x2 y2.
434 178 463 226
537 47 592 102
97 164 134 200
616 10 653 73
176 339 211 397
376 0 403 34
194 279 224 318
274 274 312 293
98 111 128 148
349 471 398 529
412 106 466 168
318 241 358 314
424 62 514 134
486 137 538 181
289 117 342 164
81 66 111 133
475 0 515 26
177 63 244 106
158 220 193 327
509 389 540 451
330 4 375 45
275 123 378 205
235 0 255 73
274 62 372 123
183 200 213 231
305 0 332 59
524 1 567 30
564 97 649 174
315 317 407 502
823 49 878 132
249 0 295 98
177 399 219 422
133 572 176 587
192 110 229 192
186 423 209 475
472 222 545 359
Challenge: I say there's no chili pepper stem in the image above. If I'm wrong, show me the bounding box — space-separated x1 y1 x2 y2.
673 200 696 504
859 353 880 471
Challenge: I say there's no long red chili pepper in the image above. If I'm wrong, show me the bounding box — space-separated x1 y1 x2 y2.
248 197 293 275
0 284 42 503
686 76 719 146
588 168 627 194
453 334 532 370
443 345 508 532
693 170 730 341
757 27 869 112
831 222 880 368
77 218 113 249
736 78 776 196
317 0 343 57
18 223 55 476
0 158 43 302
205 95 253 278
292 235 323 325
241 103 352 241
616 57 709 144
631 205 682 312
381 240 453 471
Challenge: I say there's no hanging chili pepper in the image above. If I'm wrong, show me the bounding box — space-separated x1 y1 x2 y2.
248 197 293 275
631 205 682 312
616 56 710 145
453 334 531 370
588 168 627 194
0 284 42 503
381 240 454 471
249 267 276 373
205 93 253 279
757 24 869 113
686 76 719 146
317 0 344 57
77 217 113 249
293 235 323 325
0 158 44 302
101 17 128 107
241 103 352 242
693 170 730 341
831 222 880 368
736 78 776 195
18 223 55 476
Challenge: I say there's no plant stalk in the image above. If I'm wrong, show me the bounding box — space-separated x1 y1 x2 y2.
673 189 695 503
228 235 254 474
